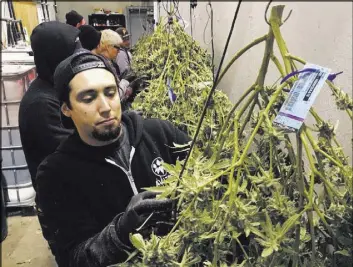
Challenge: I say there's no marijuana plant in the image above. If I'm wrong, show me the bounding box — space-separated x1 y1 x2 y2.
115 5 352 267
131 17 233 152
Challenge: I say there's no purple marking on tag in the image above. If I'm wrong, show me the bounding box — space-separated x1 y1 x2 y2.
278 112 304 122
327 71 343 82
281 69 343 84
281 68 318 84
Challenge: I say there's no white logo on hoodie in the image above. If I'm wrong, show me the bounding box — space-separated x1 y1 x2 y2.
151 157 168 185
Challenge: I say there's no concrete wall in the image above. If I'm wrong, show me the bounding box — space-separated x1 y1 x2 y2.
56 1 153 23
159 1 352 159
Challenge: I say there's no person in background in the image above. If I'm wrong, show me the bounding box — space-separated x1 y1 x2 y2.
78 24 101 55
79 26 122 76
19 21 81 189
65 10 86 28
35 50 191 267
97 29 123 76
18 20 82 260
115 27 132 76
78 26 136 106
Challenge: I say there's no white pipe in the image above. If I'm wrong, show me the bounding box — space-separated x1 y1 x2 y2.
153 1 158 30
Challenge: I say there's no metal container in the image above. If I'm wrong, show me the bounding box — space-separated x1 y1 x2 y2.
1 64 37 207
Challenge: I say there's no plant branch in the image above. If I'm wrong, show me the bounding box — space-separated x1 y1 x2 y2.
269 5 290 74
293 131 304 267
216 34 268 87
239 97 257 137
270 53 286 77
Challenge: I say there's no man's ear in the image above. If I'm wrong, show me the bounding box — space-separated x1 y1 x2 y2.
95 44 102 54
61 103 71 118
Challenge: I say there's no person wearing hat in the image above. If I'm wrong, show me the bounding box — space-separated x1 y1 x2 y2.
66 10 86 28
35 49 191 267
78 24 101 53
115 27 133 76
79 27 122 76
19 20 82 259
19 21 81 188
78 26 140 109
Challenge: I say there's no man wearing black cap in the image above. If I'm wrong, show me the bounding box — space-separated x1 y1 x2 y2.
66 10 86 28
35 49 191 267
115 27 132 75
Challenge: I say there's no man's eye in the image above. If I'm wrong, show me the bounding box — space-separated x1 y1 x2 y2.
106 89 116 97
82 96 94 102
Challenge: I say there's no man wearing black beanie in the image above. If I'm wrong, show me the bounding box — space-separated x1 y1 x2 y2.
19 21 81 188
18 20 82 259
78 24 101 52
66 10 85 28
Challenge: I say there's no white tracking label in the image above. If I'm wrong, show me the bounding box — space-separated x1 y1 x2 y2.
273 63 331 132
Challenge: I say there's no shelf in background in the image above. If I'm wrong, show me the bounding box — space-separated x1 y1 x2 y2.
90 13 123 16
92 25 122 29
89 13 126 28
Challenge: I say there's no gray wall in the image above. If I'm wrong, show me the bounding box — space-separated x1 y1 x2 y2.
56 1 153 24
159 1 352 159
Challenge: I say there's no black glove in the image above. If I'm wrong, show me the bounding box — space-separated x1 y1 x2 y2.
131 110 143 116
116 191 173 246
120 69 137 82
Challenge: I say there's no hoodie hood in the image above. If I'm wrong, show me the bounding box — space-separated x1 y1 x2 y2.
30 21 80 84
57 111 144 161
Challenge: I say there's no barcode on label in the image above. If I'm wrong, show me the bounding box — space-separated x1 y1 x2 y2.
286 91 300 112
285 77 306 111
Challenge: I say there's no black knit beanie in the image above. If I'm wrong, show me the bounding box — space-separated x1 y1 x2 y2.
78 25 102 51
66 10 83 27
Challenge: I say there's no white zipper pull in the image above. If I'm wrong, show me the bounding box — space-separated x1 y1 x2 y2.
127 171 138 195
127 171 134 182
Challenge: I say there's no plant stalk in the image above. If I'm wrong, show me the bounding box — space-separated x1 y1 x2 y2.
216 34 268 87
270 5 291 75
293 130 304 267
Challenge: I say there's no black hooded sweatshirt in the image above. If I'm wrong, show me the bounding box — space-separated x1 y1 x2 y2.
19 21 80 188
35 112 191 267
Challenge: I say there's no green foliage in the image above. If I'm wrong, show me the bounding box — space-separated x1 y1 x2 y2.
113 7 353 267
131 18 233 151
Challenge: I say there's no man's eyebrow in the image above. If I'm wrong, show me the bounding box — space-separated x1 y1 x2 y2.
104 85 118 90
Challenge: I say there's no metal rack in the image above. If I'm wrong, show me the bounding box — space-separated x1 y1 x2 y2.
0 17 26 47
1 64 37 207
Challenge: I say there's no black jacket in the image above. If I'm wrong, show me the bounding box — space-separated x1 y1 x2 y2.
36 112 190 267
19 79 73 187
19 22 80 187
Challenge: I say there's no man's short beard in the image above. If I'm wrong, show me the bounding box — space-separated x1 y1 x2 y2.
91 125 121 142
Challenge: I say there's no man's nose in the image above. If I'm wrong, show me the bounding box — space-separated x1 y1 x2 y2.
97 96 111 114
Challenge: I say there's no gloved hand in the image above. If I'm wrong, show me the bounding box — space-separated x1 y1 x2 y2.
116 191 173 246
131 110 143 116
119 79 133 101
120 69 138 83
